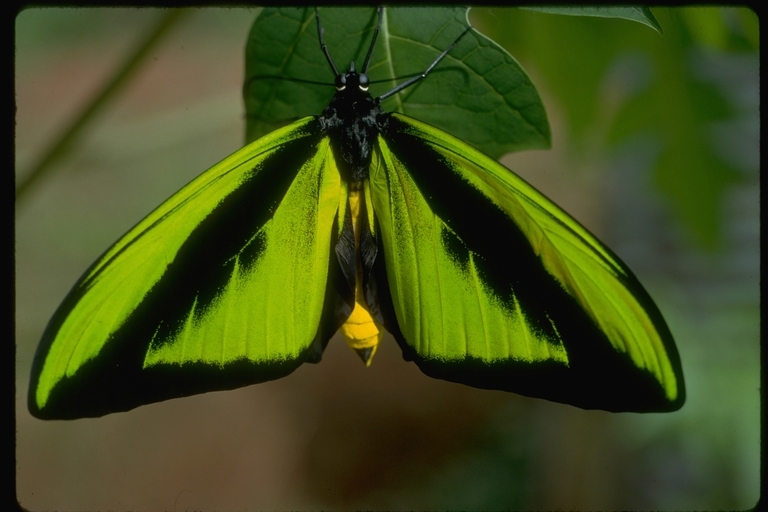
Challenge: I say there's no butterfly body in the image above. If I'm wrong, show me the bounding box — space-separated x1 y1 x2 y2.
319 66 382 184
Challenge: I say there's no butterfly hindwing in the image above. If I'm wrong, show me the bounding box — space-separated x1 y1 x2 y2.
370 114 684 412
29 118 347 419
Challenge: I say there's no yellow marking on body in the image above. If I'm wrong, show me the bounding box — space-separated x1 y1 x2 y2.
340 188 384 366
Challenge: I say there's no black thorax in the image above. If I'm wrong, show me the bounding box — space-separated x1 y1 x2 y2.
318 70 383 185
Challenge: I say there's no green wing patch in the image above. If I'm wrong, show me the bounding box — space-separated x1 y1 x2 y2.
371 113 684 412
29 118 344 419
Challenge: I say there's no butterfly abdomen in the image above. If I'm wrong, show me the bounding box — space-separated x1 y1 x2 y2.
338 185 383 365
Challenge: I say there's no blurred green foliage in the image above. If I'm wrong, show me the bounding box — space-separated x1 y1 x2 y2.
472 7 757 248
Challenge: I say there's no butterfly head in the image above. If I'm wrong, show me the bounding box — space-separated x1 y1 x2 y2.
335 61 370 93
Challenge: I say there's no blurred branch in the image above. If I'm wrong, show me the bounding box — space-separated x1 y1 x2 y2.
15 9 187 205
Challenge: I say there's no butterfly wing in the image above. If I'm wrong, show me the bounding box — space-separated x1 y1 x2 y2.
29 118 348 419
370 113 684 412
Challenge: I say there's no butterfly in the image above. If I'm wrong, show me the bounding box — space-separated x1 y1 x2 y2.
29 7 684 419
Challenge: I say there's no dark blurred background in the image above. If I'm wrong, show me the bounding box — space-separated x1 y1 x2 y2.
15 8 759 510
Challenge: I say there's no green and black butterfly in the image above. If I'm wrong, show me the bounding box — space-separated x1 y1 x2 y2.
29 7 684 419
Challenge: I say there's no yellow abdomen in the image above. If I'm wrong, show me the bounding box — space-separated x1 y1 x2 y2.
340 187 384 366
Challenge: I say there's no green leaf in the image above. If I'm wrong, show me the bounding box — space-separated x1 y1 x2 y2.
521 7 663 34
244 7 550 159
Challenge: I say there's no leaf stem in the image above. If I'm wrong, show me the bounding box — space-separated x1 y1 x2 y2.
15 9 187 204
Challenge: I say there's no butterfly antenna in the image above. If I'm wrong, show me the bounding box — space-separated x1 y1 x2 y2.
361 7 384 74
315 7 340 77
378 24 473 101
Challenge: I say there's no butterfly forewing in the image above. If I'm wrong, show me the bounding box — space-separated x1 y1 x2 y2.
369 113 684 412
29 119 347 419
